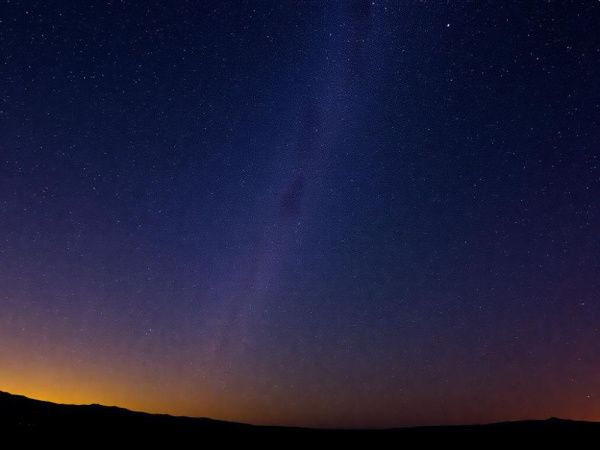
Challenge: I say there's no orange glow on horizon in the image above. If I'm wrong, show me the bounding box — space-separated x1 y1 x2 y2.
2 308 600 429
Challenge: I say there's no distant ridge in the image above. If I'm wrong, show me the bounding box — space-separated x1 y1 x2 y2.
1 390 598 442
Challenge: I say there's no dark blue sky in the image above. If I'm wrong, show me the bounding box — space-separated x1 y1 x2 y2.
1 1 599 427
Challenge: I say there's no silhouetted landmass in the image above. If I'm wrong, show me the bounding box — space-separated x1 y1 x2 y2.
1 390 598 444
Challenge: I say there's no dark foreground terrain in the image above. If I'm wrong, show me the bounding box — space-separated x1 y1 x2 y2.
1 390 598 444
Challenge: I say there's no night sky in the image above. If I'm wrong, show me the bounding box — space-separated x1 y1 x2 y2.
1 0 599 428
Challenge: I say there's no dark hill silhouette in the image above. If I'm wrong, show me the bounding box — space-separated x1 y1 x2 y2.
1 390 598 443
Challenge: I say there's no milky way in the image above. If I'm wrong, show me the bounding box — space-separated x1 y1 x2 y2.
0 1 599 428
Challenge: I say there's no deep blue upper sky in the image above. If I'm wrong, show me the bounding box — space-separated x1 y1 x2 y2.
1 1 599 427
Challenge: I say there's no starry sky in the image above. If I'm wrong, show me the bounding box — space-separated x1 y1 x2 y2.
1 0 599 428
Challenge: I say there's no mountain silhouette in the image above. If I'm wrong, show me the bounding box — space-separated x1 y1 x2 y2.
1 390 598 443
